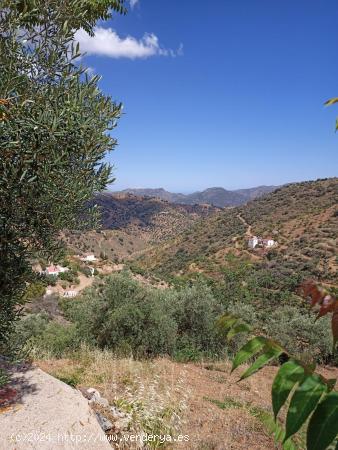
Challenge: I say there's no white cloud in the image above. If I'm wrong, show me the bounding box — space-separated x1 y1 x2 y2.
75 27 181 60
129 0 139 9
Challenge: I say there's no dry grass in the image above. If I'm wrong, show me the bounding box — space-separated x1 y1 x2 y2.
37 346 190 449
36 347 338 449
33 348 322 449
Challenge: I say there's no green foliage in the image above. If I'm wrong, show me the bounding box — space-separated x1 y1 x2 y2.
262 307 332 364
6 0 126 36
169 283 223 353
221 313 338 450
0 0 123 349
284 374 326 442
307 392 338 450
22 282 46 302
13 313 79 357
272 360 305 419
58 270 78 283
63 273 178 357
0 368 9 388
61 273 225 358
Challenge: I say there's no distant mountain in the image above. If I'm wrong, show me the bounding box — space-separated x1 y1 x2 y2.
118 185 278 207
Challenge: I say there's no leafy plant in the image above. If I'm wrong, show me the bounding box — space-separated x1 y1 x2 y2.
0 0 125 351
0 368 9 388
220 281 338 450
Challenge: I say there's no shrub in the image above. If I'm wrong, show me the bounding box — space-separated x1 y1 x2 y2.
22 282 46 302
62 274 225 358
63 273 177 357
261 306 332 364
168 283 224 354
12 313 79 358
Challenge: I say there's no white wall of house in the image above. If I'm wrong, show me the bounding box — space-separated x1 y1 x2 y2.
63 290 77 298
82 254 97 262
248 237 259 248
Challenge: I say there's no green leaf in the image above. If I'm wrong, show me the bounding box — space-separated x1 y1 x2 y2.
272 360 305 419
307 392 338 450
227 322 252 341
232 336 268 372
324 97 338 106
323 377 336 393
240 343 283 380
284 374 326 442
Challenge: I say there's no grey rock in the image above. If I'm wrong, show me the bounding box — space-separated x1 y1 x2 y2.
110 406 126 419
96 412 113 432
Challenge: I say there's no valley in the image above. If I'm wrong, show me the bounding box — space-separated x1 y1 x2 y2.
63 193 219 261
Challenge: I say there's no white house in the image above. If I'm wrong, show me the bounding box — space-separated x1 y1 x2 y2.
262 238 276 248
81 254 97 262
248 236 259 249
63 290 77 298
248 236 276 249
44 265 69 277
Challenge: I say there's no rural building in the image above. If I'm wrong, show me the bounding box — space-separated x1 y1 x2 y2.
81 254 97 262
44 265 69 277
63 290 77 298
248 236 259 248
248 236 276 249
262 238 275 248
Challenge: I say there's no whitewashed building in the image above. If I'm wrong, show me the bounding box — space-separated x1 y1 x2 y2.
44 265 69 277
63 290 77 298
262 238 276 248
248 236 259 249
81 254 97 262
248 236 276 249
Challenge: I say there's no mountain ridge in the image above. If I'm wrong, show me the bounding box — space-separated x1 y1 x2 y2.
116 185 278 207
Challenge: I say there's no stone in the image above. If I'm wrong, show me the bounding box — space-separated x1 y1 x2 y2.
114 417 130 432
95 412 113 432
96 397 109 408
110 406 126 419
86 388 102 404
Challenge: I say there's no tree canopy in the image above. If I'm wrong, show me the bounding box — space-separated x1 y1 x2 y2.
0 0 124 350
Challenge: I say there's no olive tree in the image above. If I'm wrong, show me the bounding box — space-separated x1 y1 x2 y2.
0 0 125 350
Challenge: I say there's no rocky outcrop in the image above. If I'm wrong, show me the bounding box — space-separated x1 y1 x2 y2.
0 364 111 450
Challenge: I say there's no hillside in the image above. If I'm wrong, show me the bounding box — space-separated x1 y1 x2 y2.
119 185 278 207
63 193 218 261
137 178 338 285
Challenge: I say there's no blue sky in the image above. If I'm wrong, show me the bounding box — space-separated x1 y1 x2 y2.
77 0 338 192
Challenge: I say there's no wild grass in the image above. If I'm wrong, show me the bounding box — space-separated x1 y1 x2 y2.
36 344 190 449
205 396 306 450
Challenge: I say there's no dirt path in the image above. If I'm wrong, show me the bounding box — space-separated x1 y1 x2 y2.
237 213 252 237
